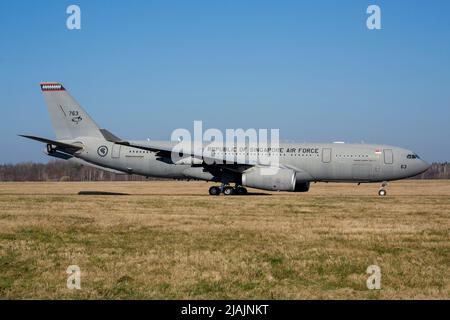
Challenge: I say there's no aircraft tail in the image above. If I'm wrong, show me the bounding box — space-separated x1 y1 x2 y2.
40 82 104 140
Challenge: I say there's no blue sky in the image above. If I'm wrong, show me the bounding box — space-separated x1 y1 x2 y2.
1 0 449 163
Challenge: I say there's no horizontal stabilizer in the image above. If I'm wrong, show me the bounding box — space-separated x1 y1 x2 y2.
19 134 82 151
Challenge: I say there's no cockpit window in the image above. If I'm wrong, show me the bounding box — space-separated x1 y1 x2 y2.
407 154 420 159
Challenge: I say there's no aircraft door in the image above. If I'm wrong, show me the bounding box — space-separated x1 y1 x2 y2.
112 143 121 158
373 165 381 179
384 149 393 164
322 148 332 163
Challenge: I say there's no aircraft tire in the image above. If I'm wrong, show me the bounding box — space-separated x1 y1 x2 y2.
209 186 221 196
223 186 235 195
236 187 248 195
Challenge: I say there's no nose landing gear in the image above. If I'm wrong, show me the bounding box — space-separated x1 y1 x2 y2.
378 181 388 196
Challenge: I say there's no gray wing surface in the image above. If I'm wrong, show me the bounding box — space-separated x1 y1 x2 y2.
117 141 255 173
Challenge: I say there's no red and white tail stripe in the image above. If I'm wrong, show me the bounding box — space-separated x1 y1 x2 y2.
40 82 65 91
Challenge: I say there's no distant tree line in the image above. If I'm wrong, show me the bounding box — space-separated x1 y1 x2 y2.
0 160 448 182
414 162 450 179
0 161 159 182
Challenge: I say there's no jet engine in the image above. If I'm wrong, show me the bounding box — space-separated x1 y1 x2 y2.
241 167 312 192
294 181 310 192
241 167 297 191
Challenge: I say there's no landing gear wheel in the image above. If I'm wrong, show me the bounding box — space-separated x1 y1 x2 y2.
378 189 387 197
223 186 235 195
236 187 248 195
209 186 221 196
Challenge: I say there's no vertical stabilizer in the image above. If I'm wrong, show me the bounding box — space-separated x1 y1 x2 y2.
40 82 103 140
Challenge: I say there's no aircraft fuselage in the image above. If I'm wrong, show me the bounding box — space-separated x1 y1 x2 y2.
52 137 430 184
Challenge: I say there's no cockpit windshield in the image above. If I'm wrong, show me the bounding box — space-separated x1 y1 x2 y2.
407 154 420 159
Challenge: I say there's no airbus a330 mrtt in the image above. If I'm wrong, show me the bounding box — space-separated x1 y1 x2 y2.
20 83 430 196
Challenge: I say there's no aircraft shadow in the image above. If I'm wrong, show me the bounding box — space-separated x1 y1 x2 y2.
78 191 130 196
76 191 270 196
245 192 271 196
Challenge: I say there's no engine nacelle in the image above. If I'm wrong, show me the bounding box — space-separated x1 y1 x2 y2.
174 156 203 165
294 181 310 192
242 167 297 191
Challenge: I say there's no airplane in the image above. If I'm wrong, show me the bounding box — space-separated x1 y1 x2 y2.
20 82 430 196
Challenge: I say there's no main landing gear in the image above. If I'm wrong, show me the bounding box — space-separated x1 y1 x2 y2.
208 184 248 196
378 181 388 197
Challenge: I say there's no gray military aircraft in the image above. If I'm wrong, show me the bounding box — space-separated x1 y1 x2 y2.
20 83 430 196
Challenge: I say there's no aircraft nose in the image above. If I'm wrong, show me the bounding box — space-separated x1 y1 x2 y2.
418 160 431 174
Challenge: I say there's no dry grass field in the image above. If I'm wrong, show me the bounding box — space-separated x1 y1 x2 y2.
0 180 449 299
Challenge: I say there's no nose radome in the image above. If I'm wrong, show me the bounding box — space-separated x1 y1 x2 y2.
419 160 431 174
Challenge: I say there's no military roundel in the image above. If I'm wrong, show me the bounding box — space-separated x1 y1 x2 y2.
97 145 108 157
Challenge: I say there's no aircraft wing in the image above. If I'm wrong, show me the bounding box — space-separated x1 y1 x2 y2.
116 141 172 157
19 134 83 153
117 141 255 172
